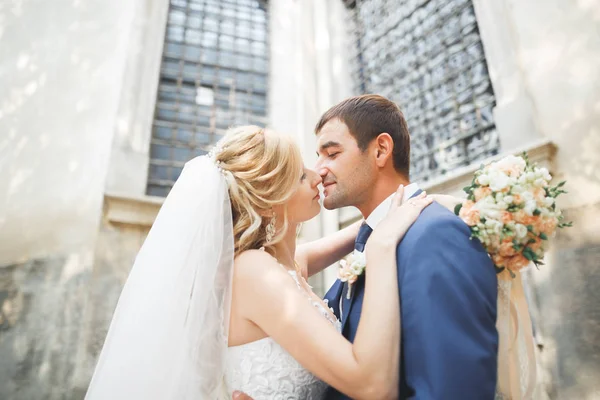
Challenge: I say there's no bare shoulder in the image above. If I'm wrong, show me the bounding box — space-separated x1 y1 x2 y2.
234 250 292 291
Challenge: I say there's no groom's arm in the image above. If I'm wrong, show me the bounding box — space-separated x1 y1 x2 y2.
399 210 498 399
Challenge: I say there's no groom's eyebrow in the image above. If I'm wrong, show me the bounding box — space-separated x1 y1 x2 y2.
318 141 342 152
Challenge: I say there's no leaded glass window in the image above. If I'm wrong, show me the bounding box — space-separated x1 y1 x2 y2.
346 0 499 183
147 0 269 197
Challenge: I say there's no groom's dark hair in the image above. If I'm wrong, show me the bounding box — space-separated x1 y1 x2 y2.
315 94 411 177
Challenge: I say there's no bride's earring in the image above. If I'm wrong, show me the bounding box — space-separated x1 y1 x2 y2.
265 214 276 244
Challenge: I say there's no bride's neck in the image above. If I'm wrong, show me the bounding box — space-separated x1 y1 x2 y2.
271 222 298 269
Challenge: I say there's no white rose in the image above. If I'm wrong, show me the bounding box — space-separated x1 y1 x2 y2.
536 167 551 181
489 171 511 192
543 197 555 207
522 191 534 202
515 224 528 239
353 251 366 265
524 199 537 216
512 184 525 194
476 198 502 220
494 155 527 175
350 264 363 275
503 195 514 204
497 200 508 210
534 178 546 188
485 219 503 235
477 174 490 186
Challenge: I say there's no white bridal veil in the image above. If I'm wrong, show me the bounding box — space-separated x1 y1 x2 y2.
86 156 234 399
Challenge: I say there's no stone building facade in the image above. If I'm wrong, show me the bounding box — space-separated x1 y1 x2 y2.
0 0 599 399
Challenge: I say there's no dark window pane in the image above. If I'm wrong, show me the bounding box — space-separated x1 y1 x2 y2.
148 0 270 196
345 0 497 183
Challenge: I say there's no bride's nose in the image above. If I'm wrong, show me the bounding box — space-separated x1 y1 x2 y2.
309 170 322 187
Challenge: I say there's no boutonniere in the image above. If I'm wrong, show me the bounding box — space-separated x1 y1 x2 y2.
338 250 367 299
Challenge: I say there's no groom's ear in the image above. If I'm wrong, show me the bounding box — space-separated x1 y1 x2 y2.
373 133 394 168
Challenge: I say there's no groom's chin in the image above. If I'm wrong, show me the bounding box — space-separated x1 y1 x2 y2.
322 197 338 210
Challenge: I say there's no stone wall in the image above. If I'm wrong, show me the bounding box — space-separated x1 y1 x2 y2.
71 221 150 397
0 252 92 400
531 203 600 399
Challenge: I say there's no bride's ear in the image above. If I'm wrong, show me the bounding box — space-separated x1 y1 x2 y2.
374 133 394 168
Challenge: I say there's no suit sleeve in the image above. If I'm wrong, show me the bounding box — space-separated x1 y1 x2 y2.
398 214 498 400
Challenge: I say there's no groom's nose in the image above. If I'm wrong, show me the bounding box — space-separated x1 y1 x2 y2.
314 162 327 179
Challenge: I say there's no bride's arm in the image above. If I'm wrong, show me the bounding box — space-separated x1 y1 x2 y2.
233 187 432 400
296 195 463 279
295 220 362 278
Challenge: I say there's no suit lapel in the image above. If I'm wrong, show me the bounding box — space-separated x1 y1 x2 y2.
341 277 361 331
323 279 344 320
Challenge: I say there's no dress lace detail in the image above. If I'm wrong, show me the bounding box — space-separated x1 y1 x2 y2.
224 270 341 399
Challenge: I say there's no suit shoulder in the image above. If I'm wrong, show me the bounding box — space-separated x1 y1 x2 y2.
407 202 471 239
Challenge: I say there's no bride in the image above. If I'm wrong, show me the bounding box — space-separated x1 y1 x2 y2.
85 125 433 399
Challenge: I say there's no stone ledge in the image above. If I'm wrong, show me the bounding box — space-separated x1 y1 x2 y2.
340 139 557 226
103 192 164 227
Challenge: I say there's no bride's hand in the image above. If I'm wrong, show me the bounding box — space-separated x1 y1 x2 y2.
366 185 433 252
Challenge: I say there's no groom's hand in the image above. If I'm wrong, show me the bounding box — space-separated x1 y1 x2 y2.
232 391 253 400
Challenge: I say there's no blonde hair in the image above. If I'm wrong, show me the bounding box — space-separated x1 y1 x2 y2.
213 125 303 256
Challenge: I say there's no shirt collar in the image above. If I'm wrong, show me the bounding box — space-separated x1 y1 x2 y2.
365 183 420 230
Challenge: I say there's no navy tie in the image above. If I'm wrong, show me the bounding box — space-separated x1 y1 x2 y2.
354 223 373 252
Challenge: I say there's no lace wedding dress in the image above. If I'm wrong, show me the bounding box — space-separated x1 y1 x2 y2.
224 270 342 399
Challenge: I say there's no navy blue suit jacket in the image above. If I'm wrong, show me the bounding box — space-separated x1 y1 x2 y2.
324 200 498 399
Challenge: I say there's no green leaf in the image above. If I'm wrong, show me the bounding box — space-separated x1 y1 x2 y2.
540 233 548 240
495 265 506 274
463 186 472 193
454 203 463 216
527 225 534 232
523 248 534 261
509 270 516 279
533 209 541 216
557 181 566 187
512 244 522 252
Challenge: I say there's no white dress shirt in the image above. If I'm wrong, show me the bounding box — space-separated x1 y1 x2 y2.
365 182 421 230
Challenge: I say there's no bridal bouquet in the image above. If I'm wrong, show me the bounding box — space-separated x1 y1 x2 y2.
455 153 571 276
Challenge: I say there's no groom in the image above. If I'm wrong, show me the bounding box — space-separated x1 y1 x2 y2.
315 94 498 399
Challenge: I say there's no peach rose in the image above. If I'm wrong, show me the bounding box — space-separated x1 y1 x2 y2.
538 217 558 235
528 237 543 251
462 209 481 226
512 194 523 205
474 187 492 201
514 210 535 225
533 188 546 202
499 239 517 257
501 211 513 224
505 254 530 271
459 201 481 226
492 254 507 268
